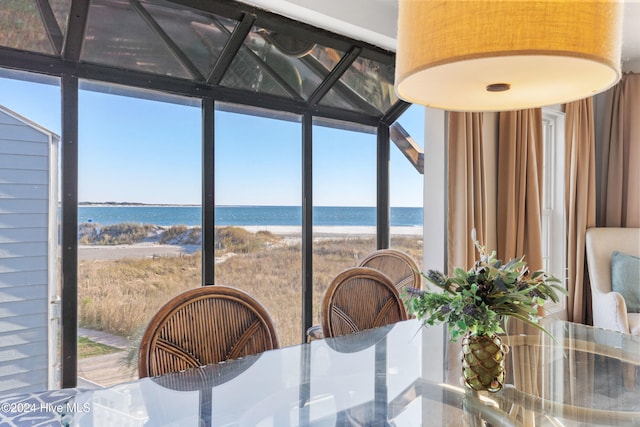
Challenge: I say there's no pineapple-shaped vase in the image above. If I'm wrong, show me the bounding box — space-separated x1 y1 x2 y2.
460 333 509 392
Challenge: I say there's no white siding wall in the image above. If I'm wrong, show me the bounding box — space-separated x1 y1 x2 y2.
0 109 57 394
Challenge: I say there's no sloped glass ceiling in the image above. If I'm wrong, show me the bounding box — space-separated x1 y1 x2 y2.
320 56 398 114
83 0 192 78
0 0 55 55
221 25 343 100
0 0 404 120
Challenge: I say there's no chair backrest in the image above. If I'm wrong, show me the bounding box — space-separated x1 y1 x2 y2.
138 285 279 378
322 267 408 338
358 248 421 297
585 227 640 295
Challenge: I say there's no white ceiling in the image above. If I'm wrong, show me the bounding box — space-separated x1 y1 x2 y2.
240 0 640 73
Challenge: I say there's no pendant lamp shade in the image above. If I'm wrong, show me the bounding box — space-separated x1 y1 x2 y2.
394 1 623 112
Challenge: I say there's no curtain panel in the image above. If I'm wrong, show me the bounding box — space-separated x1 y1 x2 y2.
600 73 640 227
447 112 487 272
496 109 544 272
564 98 596 324
447 109 544 272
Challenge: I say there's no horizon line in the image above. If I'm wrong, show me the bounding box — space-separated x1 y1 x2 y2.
78 202 424 208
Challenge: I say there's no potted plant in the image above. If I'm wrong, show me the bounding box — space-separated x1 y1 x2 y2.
404 241 565 392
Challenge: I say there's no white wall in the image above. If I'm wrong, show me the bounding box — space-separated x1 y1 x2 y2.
422 108 446 273
0 107 58 394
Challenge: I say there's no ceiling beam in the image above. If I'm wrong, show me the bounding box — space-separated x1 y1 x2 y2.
62 0 90 61
208 13 255 85
381 100 411 126
36 0 64 55
0 46 382 126
390 122 424 174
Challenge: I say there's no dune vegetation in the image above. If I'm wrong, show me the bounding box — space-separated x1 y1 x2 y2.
77 224 423 349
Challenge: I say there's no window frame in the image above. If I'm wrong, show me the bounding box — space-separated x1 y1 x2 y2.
541 108 566 316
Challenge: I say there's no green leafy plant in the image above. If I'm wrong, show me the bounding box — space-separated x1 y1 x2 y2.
405 241 566 341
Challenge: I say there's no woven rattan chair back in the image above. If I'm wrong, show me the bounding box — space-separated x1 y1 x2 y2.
321 267 408 338
358 248 421 296
138 285 279 378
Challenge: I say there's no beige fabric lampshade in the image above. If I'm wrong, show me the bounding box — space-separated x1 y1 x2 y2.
395 1 623 112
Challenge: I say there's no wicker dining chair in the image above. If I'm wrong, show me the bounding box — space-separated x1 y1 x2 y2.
138 285 279 378
321 267 408 338
358 248 422 296
307 249 420 342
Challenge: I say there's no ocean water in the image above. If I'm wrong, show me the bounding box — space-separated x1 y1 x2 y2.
78 206 423 227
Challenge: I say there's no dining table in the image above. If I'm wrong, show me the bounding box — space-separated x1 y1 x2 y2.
0 317 638 426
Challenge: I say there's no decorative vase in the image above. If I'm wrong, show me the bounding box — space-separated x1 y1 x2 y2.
460 333 509 392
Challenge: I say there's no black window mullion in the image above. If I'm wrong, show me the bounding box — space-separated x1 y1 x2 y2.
203 97 215 285
61 74 79 388
301 113 313 341
377 123 390 249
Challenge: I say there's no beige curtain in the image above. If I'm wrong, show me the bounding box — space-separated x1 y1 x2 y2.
600 73 640 227
447 112 487 272
496 109 544 271
447 109 543 268
564 98 596 324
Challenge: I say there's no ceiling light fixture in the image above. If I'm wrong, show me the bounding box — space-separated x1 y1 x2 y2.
394 0 623 112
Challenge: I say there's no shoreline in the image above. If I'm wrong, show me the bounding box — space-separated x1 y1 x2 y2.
78 225 423 261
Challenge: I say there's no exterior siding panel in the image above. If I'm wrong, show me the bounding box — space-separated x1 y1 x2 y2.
0 256 48 274
0 328 47 349
0 285 48 303
0 169 49 185
0 123 50 144
0 242 49 258
0 153 48 170
0 270 48 288
0 213 49 229
0 313 47 334
0 139 49 156
0 106 58 393
0 183 49 199
0 298 48 318
0 228 51 244
0 199 48 214
0 356 48 378
0 341 48 363
0 369 48 395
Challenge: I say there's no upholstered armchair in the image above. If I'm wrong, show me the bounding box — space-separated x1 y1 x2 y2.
585 227 640 336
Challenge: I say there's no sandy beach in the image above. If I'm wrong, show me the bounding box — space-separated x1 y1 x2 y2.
78 225 423 261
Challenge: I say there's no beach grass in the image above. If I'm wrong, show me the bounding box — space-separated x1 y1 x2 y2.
79 222 159 245
78 226 422 351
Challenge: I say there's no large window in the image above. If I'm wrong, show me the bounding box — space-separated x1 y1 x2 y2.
0 66 420 389
390 104 424 269
311 122 378 328
214 104 302 347
541 109 566 316
77 84 201 385
0 0 420 390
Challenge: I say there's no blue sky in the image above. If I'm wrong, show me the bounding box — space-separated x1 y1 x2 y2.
0 73 424 206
